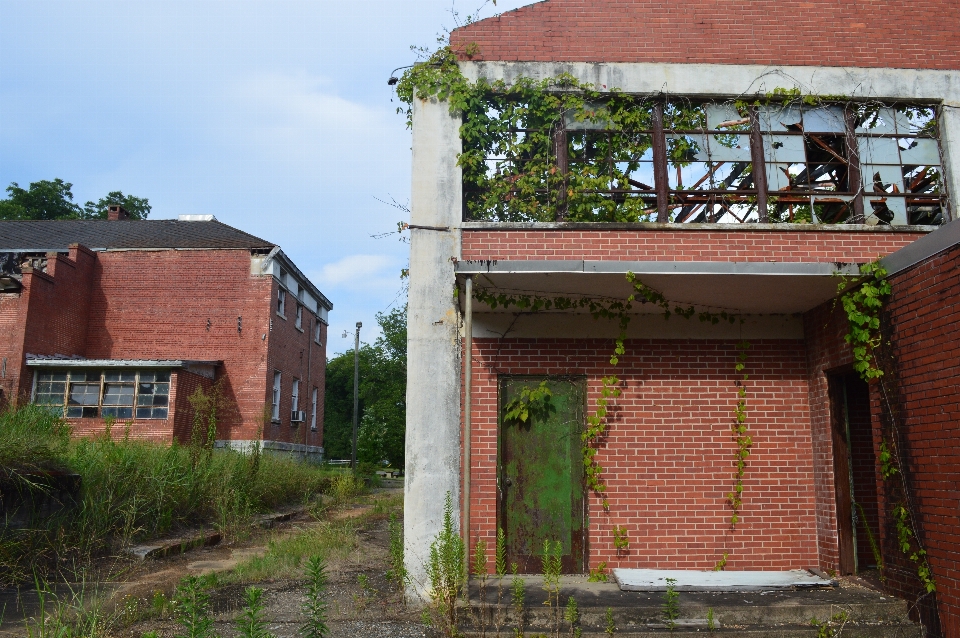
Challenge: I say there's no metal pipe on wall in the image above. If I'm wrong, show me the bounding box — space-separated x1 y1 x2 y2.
463 275 473 581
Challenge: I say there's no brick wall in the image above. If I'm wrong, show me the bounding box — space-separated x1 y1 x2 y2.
450 0 960 70
0 245 97 407
462 229 926 263
467 337 819 572
880 243 960 635
264 277 327 449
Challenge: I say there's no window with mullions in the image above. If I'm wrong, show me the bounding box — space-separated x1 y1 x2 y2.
33 369 170 419
461 96 946 225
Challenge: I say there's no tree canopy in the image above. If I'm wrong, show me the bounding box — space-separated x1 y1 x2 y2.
0 178 151 220
324 305 406 468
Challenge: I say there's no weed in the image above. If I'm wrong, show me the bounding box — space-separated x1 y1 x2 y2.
661 578 679 631
810 611 849 638
712 552 727 572
511 571 526 638
612 526 629 553
142 632 160 638
23 576 114 638
172 575 217 638
387 512 407 593
492 528 508 638
588 562 608 583
425 492 465 637
472 538 489 637
299 555 329 638
706 607 716 631
235 586 275 638
540 540 563 637
604 607 615 635
564 597 581 638
151 590 174 619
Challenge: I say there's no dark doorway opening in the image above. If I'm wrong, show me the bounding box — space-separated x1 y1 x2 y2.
828 371 882 575
499 376 586 574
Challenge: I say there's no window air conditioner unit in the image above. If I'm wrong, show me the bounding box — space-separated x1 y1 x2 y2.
291 410 306 422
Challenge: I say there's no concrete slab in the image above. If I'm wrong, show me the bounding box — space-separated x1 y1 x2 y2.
613 569 836 592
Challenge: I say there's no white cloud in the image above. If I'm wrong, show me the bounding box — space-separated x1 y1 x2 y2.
313 254 398 289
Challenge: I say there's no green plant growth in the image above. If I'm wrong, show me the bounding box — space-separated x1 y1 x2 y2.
540 540 564 637
299 555 329 638
503 381 554 425
235 587 276 638
564 597 582 638
387 513 408 593
706 607 716 631
492 528 508 637
588 562 608 583
809 611 849 638
426 492 466 637
727 341 752 527
712 552 728 572
173 576 218 638
604 607 616 635
854 502 884 578
612 526 629 553
511 570 527 638
839 261 892 380
840 261 936 594
661 578 680 631
472 538 489 638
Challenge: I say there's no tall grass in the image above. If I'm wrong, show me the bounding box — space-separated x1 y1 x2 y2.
0 405 338 584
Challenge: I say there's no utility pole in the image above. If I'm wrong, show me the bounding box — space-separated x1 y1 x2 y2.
351 321 362 471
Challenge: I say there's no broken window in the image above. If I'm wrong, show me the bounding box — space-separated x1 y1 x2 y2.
35 369 170 419
461 96 945 225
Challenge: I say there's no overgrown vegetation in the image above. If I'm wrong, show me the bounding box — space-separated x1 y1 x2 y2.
424 492 466 637
324 305 406 468
0 403 337 584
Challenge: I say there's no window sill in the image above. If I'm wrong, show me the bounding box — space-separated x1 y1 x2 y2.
276 313 286 320
295 326 304 332
271 419 281 425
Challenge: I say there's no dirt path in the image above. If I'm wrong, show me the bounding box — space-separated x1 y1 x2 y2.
3 488 430 638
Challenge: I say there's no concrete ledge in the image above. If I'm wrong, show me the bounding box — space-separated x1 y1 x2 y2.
882 216 960 275
457 259 862 276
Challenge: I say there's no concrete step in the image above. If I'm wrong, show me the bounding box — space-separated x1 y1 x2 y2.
461 575 918 635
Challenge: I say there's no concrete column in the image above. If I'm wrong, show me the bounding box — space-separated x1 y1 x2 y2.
404 94 463 600
938 102 960 222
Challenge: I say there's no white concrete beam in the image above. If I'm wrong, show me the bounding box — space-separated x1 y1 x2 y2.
405 94 463 601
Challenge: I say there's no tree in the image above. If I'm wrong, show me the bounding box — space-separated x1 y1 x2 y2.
0 179 150 220
82 191 151 220
323 305 407 468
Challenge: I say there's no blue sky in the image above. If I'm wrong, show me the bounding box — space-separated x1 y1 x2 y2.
0 0 536 352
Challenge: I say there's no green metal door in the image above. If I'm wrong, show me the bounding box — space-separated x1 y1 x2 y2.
499 376 586 574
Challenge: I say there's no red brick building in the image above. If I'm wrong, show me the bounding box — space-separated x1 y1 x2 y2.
0 210 331 458
403 1 960 633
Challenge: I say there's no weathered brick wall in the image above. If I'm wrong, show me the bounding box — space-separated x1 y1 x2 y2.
450 0 960 70
0 245 97 407
803 299 855 573
264 277 327 449
462 229 926 263
467 337 819 571
880 243 960 635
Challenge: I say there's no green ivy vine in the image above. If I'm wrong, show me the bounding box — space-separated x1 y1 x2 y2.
727 341 752 527
839 261 935 594
473 273 741 512
503 380 554 425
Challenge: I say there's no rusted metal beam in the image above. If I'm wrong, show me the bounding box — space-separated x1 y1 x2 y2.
652 101 670 223
749 106 769 222
844 105 865 224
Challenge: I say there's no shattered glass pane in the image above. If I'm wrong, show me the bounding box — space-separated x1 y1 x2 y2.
706 104 749 130
801 106 846 133
762 134 806 163
707 133 752 162
895 106 935 135
759 104 802 132
898 138 941 165
766 163 802 191
903 166 941 195
857 136 901 165
862 164 904 194
669 162 713 190
856 107 897 134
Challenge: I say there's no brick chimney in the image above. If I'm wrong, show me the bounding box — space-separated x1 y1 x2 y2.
107 205 129 221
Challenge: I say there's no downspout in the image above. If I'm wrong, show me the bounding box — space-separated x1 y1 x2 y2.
463 275 473 581
305 315 312 461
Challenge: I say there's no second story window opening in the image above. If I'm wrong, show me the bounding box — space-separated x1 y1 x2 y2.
296 303 303 330
462 97 945 226
277 288 286 317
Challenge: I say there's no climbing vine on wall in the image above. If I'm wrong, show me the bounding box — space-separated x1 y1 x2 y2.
839 261 936 594
473 273 740 511
727 341 752 527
